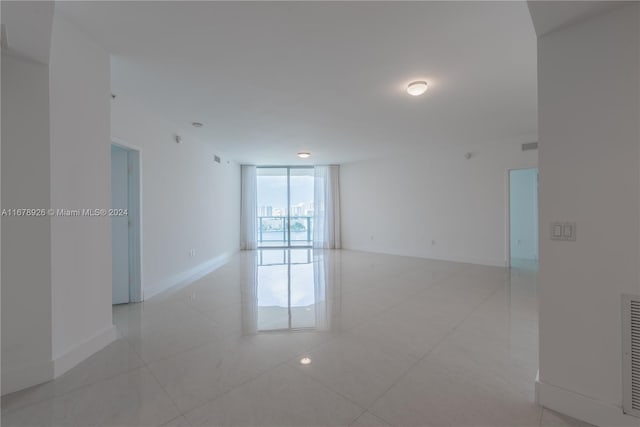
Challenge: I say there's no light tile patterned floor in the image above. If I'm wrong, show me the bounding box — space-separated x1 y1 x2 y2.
2 249 592 426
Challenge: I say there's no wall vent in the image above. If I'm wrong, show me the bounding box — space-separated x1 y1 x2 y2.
214 155 221 163
623 294 640 418
522 142 538 151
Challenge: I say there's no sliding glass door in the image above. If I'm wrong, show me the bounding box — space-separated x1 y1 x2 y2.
289 168 314 246
256 168 288 247
257 167 314 248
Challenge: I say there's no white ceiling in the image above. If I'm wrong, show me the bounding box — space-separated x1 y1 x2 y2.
58 1 537 165
527 1 624 37
1 1 54 64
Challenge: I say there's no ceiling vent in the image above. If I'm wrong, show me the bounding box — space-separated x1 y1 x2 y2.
522 142 538 151
623 294 640 418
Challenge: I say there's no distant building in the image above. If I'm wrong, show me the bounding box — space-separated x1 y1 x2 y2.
258 206 273 217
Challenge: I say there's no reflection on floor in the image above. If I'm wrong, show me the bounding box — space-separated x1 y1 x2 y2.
2 249 593 426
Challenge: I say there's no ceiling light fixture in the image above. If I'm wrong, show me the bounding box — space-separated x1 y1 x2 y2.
192 122 203 128
300 357 312 365
297 152 311 159
406 81 428 96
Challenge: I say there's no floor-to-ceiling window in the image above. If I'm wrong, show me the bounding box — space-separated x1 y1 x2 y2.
256 167 314 248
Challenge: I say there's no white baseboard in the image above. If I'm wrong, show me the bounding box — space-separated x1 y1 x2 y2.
1 325 118 396
341 247 507 268
536 375 638 427
425 253 507 268
53 325 118 378
144 250 237 300
1 359 54 396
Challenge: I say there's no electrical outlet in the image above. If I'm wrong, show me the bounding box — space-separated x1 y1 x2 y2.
188 249 196 257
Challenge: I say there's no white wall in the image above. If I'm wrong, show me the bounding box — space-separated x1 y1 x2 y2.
341 143 537 267
536 4 640 426
48 11 116 375
111 95 240 298
509 168 538 261
1 53 54 393
1 5 240 394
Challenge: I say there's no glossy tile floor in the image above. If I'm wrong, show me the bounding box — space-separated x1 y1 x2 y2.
2 249 592 427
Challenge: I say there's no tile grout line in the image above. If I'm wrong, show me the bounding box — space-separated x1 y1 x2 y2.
2 306 220 420
1 337 147 417
538 406 544 427
177 333 370 424
144 360 188 426
362 276 512 426
160 415 190 427
117 302 232 366
332 263 477 336
2 259 514 427
184 262 512 425
282 267 510 427
173 260 475 421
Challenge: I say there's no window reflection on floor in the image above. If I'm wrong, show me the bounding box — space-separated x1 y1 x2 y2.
254 249 326 332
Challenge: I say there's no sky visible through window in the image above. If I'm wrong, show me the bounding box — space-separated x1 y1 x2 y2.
257 174 314 216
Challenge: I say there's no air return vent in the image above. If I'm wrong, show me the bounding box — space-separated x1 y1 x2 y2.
623 294 640 418
522 142 538 151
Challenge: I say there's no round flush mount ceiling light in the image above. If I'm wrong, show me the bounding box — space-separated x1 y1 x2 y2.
406 81 428 96
300 357 312 365
297 152 311 159
192 122 203 128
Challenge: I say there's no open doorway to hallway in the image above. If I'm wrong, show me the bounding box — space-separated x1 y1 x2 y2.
111 143 142 304
509 168 538 269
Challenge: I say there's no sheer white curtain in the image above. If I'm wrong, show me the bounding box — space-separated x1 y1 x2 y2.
313 165 341 249
240 165 257 250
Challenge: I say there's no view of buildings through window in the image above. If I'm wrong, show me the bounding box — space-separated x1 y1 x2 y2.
256 167 314 247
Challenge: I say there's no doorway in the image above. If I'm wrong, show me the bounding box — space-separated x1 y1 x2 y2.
256 167 314 248
508 168 538 269
111 143 142 304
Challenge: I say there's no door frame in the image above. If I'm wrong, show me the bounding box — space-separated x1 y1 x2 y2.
111 138 142 302
506 167 539 269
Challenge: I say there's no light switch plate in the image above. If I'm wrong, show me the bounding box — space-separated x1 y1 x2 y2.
551 222 576 241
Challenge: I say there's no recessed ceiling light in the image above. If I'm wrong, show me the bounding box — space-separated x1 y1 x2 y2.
297 152 311 159
407 81 428 96
192 122 203 128
300 357 312 365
